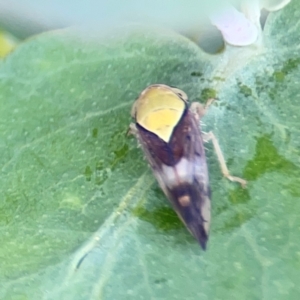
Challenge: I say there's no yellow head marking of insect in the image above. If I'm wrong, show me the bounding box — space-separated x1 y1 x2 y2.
132 85 186 143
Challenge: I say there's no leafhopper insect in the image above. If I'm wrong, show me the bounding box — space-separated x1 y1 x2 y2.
130 84 246 249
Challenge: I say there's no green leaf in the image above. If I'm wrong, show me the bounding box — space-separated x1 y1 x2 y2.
1 2 300 299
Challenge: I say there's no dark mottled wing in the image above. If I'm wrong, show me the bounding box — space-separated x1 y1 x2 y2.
135 107 211 249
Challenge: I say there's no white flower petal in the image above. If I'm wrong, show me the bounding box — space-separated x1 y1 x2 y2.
209 5 259 46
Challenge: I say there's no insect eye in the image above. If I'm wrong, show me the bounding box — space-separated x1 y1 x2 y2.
170 87 188 102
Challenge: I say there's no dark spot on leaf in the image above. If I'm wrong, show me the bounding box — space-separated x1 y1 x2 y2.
273 71 285 82
154 278 167 284
191 71 203 77
201 88 217 100
111 144 129 170
133 205 183 231
113 144 129 160
84 166 92 181
92 128 98 138
243 134 297 181
281 58 300 75
272 58 300 84
238 83 253 97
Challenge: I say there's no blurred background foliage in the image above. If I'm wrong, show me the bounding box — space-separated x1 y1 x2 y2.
0 0 249 57
0 0 281 59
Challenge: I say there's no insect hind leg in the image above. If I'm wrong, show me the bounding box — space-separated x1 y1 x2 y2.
203 131 247 188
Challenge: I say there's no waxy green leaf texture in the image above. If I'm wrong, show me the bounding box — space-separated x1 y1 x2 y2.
1 2 300 299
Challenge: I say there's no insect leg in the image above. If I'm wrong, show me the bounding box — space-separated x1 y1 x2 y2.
190 99 215 119
127 123 138 136
203 131 247 188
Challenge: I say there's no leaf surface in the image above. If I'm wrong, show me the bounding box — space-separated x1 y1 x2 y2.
1 3 300 299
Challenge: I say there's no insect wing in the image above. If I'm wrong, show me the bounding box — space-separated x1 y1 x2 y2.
135 108 211 249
